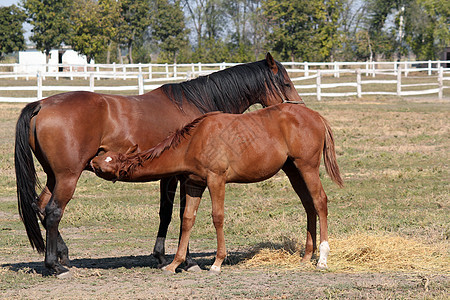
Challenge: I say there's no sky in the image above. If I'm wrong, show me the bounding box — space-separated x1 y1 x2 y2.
1 0 32 42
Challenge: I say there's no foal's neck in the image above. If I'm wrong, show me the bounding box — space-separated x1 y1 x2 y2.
131 141 190 179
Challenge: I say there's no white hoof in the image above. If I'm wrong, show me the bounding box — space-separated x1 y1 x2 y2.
316 261 328 270
209 265 221 275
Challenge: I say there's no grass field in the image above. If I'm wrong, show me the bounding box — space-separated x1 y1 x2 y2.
0 96 449 299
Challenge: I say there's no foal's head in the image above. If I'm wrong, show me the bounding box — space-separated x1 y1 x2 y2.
91 146 139 181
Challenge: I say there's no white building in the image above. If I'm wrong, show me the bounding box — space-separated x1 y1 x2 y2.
14 49 94 74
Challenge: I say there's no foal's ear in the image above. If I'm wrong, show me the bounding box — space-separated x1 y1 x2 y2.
266 52 278 74
126 144 139 155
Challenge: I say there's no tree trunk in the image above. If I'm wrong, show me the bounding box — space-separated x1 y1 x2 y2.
128 42 133 64
106 42 111 64
118 46 123 64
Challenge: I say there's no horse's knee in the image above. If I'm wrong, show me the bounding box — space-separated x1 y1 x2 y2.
182 216 195 231
212 213 224 229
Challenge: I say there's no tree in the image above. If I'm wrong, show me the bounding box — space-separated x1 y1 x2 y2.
68 0 104 63
117 0 151 64
403 0 450 60
0 5 26 59
22 0 71 61
184 0 227 61
262 0 343 62
152 0 189 64
67 0 122 63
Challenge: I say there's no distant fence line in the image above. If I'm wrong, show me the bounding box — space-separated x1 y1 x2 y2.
0 60 449 102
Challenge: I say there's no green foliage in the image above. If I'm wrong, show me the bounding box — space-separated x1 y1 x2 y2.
152 0 189 64
262 0 343 62
0 5 26 59
404 0 450 60
22 0 71 58
68 0 107 63
117 0 152 64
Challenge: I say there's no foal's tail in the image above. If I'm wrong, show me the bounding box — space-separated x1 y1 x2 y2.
14 101 45 253
320 116 344 188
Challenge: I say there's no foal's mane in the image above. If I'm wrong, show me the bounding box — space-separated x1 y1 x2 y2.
128 112 222 169
161 59 289 114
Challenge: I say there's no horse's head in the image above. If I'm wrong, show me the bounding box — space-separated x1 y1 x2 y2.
91 151 124 181
264 52 304 106
91 145 138 182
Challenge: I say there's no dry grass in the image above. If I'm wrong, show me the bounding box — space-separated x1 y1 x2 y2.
242 233 449 274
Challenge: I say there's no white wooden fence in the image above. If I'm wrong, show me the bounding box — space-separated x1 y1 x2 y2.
0 60 449 102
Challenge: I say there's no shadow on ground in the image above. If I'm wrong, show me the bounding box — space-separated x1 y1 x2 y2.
1 236 304 276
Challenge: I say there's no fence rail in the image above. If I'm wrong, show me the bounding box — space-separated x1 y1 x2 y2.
0 60 449 102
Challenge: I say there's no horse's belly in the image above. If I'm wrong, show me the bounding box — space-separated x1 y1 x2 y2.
226 153 286 183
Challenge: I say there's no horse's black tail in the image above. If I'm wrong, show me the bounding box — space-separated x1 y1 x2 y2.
14 101 45 253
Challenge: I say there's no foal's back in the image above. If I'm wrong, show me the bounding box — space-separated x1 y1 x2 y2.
185 104 325 183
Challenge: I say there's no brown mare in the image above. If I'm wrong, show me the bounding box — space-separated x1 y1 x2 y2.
91 103 344 274
14 53 303 277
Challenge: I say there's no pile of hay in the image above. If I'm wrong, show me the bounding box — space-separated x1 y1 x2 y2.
241 233 449 273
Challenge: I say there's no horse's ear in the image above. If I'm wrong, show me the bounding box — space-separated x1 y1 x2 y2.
266 52 278 74
126 144 138 155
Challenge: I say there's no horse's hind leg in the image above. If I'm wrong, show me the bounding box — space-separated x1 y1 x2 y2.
178 176 201 271
35 179 70 266
292 159 330 270
282 160 317 262
43 175 78 277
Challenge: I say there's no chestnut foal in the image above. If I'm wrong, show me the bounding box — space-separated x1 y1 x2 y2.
91 103 343 274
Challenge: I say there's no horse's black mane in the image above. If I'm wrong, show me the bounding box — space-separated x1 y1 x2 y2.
161 58 288 114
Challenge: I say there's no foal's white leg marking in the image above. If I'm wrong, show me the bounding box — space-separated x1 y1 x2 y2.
209 265 221 274
105 156 112 162
317 241 330 270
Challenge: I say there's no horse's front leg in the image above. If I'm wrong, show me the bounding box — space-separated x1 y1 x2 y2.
162 183 205 274
153 177 178 267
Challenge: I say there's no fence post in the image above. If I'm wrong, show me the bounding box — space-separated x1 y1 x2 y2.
372 61 376 78
438 67 443 100
356 69 362 98
304 62 309 77
428 60 432 76
366 61 369 77
191 63 195 77
405 62 408 77
198 62 202 74
70 65 73 80
148 64 152 79
96 65 100 80
173 63 177 78
37 71 42 99
84 63 88 80
316 70 321 101
334 61 339 78
122 65 126 80
113 62 116 80
397 66 402 96
165 63 169 78
90 73 95 92
138 72 144 95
